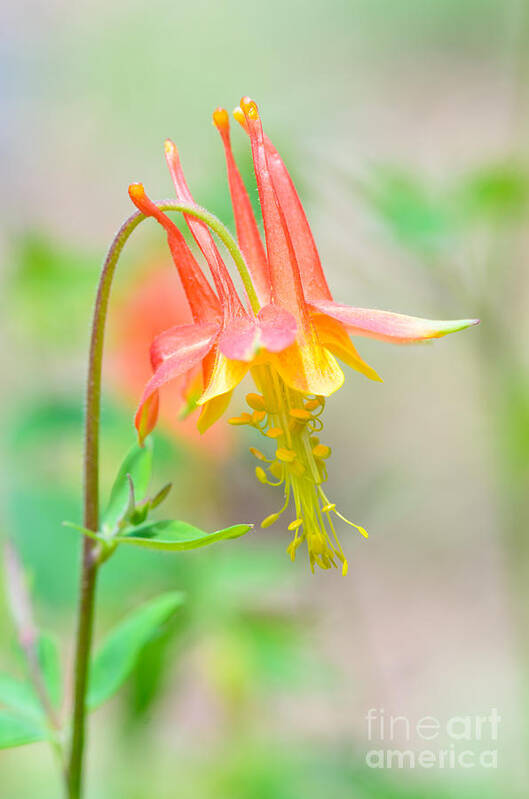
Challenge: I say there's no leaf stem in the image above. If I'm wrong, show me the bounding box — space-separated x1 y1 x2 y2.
66 200 254 798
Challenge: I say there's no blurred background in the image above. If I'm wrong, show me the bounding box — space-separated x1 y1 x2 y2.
1 0 529 796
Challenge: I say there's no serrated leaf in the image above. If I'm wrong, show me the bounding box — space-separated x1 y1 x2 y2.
102 439 153 532
36 635 61 709
115 521 252 551
0 674 43 721
0 710 49 749
87 591 184 710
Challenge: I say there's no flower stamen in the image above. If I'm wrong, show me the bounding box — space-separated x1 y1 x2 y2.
231 364 367 573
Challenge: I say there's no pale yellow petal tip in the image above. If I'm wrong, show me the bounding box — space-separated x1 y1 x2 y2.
438 318 480 336
453 318 480 332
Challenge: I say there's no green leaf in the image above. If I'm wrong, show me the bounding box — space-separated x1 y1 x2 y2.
115 521 253 551
0 674 43 721
102 439 153 532
147 482 172 511
62 521 105 544
0 710 49 749
87 591 184 710
36 635 62 709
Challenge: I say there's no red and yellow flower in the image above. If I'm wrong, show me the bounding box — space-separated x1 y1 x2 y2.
128 96 478 575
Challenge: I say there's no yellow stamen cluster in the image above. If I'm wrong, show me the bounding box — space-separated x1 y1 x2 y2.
228 365 367 575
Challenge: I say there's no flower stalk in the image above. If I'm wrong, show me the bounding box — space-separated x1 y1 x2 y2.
66 201 251 799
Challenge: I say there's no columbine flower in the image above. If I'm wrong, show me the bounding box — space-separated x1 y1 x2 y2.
128 96 478 575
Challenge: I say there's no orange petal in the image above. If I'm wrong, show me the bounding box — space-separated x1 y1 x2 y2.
128 183 220 326
135 323 218 439
240 98 310 330
263 135 332 302
136 390 160 446
234 117 332 303
212 107 271 306
164 139 247 323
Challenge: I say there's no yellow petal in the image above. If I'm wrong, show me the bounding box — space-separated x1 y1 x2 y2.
197 390 233 433
312 313 382 382
197 351 249 405
270 340 344 397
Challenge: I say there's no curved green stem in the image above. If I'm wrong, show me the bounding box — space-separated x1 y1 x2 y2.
168 200 261 314
66 201 256 799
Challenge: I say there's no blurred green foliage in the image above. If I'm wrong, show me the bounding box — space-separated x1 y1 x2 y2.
366 167 450 252
365 161 529 255
9 232 97 346
454 163 529 224
87 592 184 710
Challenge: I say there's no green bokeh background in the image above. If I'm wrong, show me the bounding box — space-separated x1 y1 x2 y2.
1 0 529 796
